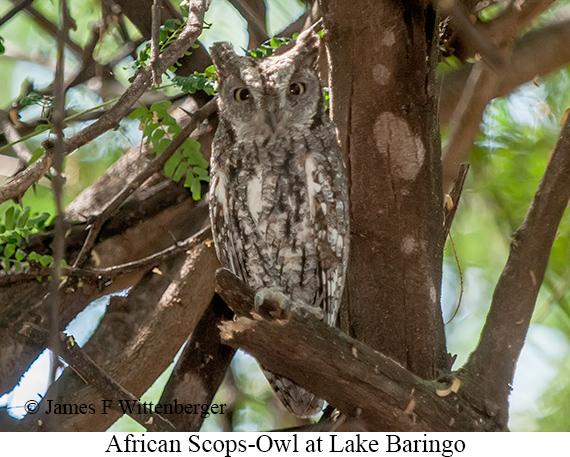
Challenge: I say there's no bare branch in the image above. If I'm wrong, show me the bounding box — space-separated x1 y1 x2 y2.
0 0 34 28
435 0 505 70
0 226 212 286
443 163 469 241
440 19 570 126
159 293 235 431
228 0 267 48
482 0 558 46
151 0 162 86
462 114 570 427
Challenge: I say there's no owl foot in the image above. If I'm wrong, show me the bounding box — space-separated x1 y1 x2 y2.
254 287 324 320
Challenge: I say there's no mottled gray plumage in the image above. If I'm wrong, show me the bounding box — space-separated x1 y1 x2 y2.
208 31 349 417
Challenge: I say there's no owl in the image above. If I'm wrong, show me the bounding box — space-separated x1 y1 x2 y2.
208 30 350 417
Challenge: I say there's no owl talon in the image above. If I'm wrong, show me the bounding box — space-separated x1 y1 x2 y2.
254 288 291 318
254 287 324 320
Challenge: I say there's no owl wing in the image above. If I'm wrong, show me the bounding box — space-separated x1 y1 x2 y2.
209 149 250 283
305 146 349 327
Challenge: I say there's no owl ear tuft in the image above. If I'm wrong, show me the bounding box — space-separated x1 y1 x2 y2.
290 29 321 71
209 42 242 80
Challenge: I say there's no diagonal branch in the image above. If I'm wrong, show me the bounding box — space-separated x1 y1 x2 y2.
461 113 570 427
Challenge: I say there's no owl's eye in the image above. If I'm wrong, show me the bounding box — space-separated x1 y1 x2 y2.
234 88 250 102
289 83 305 96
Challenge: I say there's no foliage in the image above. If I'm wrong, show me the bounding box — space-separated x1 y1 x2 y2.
172 65 217 96
0 205 56 273
129 100 210 200
247 36 292 59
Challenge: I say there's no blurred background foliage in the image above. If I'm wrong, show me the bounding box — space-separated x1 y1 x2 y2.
0 0 569 432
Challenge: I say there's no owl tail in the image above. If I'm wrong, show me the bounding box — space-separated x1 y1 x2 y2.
263 369 324 418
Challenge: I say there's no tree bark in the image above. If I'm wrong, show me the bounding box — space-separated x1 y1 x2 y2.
318 0 447 380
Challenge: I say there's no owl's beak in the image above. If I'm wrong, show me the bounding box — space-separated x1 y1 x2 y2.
264 109 281 133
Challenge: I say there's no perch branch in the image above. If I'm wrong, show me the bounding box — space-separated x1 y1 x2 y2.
215 269 502 431
461 113 570 427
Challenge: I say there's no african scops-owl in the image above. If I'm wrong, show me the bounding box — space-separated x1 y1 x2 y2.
209 30 350 417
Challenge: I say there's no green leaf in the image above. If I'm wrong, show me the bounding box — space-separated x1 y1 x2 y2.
4 207 16 230
164 153 182 177
28 251 41 261
172 162 187 183
130 107 150 120
150 100 172 114
152 129 166 143
39 255 53 266
29 147 45 164
155 138 171 154
193 166 209 178
0 36 5 54
15 248 26 262
28 212 50 228
3 243 16 259
17 206 31 228
190 177 201 200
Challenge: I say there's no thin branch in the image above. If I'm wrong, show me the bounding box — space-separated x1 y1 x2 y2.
442 162 469 241
151 0 162 86
20 323 177 432
435 0 505 70
20 4 83 56
0 226 212 286
442 60 499 192
440 19 570 125
228 0 267 48
461 113 570 427
0 0 209 205
0 0 34 29
482 0 558 47
215 269 502 431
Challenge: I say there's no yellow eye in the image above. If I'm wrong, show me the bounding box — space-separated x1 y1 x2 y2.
234 88 250 102
289 82 305 96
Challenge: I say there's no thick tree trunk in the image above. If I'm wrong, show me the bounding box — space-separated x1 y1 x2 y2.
318 0 447 379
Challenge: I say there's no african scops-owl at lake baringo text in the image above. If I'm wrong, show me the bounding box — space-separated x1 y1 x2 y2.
208 30 350 417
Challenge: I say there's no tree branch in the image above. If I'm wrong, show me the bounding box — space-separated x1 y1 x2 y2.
159 293 235 431
0 0 208 205
461 113 570 427
440 19 570 126
215 269 503 431
443 163 469 242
